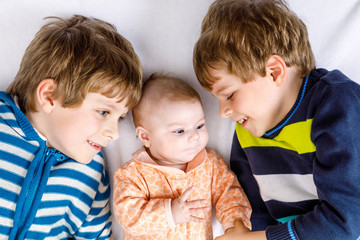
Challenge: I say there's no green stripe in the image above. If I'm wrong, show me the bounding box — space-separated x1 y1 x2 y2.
277 215 299 223
236 119 316 154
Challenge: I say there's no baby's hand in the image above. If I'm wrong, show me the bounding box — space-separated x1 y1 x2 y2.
171 186 210 225
215 219 252 240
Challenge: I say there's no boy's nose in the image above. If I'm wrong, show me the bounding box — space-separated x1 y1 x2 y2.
104 121 120 141
219 102 232 118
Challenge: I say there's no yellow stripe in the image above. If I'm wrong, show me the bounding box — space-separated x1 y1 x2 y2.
236 119 316 154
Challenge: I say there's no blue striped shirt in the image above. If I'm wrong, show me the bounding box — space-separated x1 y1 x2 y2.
0 91 112 239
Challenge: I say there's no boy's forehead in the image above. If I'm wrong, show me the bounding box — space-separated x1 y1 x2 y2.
206 67 228 88
212 84 229 96
88 92 128 111
208 70 233 94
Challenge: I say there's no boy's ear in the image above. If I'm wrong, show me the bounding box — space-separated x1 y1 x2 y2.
266 55 287 86
136 126 151 148
36 79 57 113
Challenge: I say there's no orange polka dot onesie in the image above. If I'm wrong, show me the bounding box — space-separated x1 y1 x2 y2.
113 147 252 239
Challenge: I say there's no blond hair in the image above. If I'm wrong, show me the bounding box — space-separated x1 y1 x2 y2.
7 15 143 113
132 74 201 127
193 0 315 90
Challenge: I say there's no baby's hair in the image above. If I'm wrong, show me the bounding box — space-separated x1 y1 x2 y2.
193 0 315 90
132 74 201 127
7 15 143 113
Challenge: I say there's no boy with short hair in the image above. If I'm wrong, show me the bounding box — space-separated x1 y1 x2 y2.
0 15 143 239
193 0 360 239
113 74 251 239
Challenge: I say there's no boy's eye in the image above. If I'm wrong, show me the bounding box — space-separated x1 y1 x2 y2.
174 129 185 134
98 110 109 116
226 93 234 101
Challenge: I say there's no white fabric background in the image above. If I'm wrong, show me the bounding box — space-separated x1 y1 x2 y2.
0 1 359 239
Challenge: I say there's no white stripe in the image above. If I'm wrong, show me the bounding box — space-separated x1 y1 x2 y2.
31 207 79 234
0 159 28 178
0 121 39 147
93 153 104 163
78 223 111 235
0 123 28 143
90 198 108 209
29 217 75 236
47 176 96 198
0 178 21 197
36 206 67 218
54 162 102 182
77 207 110 233
30 219 73 233
50 232 71 240
0 141 35 164
0 216 13 227
0 113 25 136
8 126 25 137
0 112 17 120
41 193 90 224
0 234 8 239
254 174 318 202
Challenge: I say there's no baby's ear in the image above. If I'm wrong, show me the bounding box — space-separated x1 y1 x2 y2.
136 126 151 147
36 79 56 113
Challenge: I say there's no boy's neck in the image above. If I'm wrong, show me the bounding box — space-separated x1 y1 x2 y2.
26 111 50 145
278 66 303 121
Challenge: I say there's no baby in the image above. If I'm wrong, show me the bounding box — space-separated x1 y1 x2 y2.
113 74 251 239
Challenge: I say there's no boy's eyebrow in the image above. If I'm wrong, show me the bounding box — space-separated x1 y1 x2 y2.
213 86 229 96
103 100 127 113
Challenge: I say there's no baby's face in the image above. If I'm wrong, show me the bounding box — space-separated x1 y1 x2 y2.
145 100 209 168
42 92 128 164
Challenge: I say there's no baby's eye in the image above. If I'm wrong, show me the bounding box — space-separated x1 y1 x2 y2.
174 129 185 134
196 124 205 130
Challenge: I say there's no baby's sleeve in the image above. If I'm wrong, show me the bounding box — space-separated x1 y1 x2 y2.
210 151 252 231
113 163 174 236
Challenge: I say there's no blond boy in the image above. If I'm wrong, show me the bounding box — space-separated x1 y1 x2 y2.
0 15 142 239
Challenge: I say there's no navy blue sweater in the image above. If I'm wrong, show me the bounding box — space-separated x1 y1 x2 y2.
231 69 360 239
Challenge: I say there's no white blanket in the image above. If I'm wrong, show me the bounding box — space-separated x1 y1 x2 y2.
1 0 359 238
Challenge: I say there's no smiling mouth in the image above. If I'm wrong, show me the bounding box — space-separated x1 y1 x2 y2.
88 140 102 150
238 117 249 124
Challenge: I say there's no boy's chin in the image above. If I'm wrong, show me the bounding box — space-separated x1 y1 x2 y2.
77 158 93 164
247 128 266 138
71 154 95 164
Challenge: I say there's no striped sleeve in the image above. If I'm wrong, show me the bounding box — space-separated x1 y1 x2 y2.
75 154 112 239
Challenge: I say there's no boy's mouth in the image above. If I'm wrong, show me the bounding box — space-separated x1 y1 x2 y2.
88 140 102 151
238 116 249 124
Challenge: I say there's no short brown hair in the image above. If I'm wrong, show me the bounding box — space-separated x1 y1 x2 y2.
7 15 143 113
193 0 315 90
132 74 201 127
